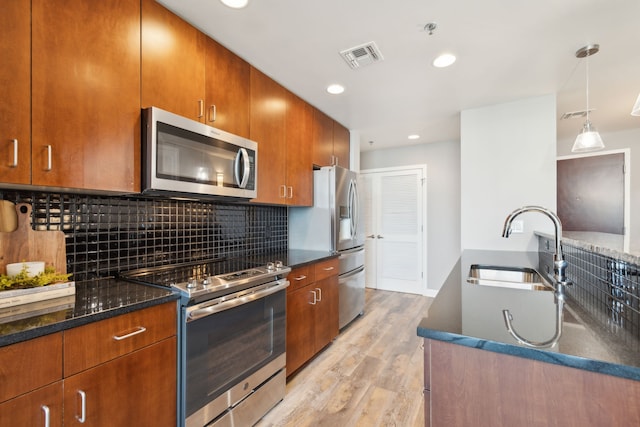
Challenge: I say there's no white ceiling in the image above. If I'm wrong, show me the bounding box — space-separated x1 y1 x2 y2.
159 0 640 152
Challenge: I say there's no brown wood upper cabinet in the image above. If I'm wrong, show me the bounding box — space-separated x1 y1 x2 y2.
0 0 30 185
250 67 313 206
312 109 350 169
1 0 141 192
142 0 250 138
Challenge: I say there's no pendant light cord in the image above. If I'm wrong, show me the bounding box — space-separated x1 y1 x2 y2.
586 53 590 123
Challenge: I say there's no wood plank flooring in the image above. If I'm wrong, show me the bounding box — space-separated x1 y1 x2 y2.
257 289 433 427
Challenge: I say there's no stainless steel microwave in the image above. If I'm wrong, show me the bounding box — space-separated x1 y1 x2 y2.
142 107 257 200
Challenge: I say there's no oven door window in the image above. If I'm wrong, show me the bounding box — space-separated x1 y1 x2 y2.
185 290 285 417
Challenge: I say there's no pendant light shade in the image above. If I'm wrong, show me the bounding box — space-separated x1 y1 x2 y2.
632 93 640 116
571 44 604 153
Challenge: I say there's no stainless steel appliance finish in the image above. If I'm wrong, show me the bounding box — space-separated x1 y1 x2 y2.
120 259 290 427
142 106 257 200
289 165 365 329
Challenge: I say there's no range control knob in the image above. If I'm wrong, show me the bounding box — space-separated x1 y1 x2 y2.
266 262 275 271
186 277 197 289
275 260 284 269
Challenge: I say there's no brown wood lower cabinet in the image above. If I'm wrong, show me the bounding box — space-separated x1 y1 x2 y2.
0 302 177 426
63 337 176 426
424 338 640 426
286 258 339 376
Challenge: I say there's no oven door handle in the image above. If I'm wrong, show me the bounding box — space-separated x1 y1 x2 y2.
187 280 289 322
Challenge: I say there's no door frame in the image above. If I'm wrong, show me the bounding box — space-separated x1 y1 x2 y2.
360 164 429 296
557 148 630 252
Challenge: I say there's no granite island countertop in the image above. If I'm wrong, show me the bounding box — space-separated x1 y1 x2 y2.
0 278 178 347
417 249 640 381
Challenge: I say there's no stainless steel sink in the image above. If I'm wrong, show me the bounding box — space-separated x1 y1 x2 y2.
467 264 551 291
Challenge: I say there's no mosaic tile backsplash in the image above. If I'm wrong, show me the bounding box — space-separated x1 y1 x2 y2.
0 191 287 281
538 236 640 343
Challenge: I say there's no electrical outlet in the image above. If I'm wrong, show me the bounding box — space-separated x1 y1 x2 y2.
510 220 524 234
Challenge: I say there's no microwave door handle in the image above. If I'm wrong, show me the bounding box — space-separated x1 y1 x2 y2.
234 148 251 189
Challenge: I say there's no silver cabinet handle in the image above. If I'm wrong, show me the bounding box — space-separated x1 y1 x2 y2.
76 390 86 423
41 405 50 427
323 266 334 271
309 290 317 305
209 104 217 122
10 139 18 168
45 145 52 171
315 287 322 302
279 185 287 198
288 186 293 199
294 275 307 281
198 99 204 118
113 326 147 341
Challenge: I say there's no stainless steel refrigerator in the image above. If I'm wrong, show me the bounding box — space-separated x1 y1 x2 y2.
289 165 365 329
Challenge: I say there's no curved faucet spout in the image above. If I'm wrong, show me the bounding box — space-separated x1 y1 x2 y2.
502 299 564 348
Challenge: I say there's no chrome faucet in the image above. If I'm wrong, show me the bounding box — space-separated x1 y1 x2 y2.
501 205 571 348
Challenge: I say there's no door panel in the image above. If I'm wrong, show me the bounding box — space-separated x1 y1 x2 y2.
557 153 624 234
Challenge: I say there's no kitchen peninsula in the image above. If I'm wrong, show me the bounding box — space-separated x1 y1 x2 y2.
418 250 640 426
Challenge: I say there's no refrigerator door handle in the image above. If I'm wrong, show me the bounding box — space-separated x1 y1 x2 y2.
339 265 365 279
339 246 365 255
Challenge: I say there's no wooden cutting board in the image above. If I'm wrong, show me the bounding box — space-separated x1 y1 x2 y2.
0 203 67 275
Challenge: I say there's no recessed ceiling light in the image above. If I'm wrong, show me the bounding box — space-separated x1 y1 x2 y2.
327 84 345 95
220 0 249 9
408 134 420 140
433 53 456 68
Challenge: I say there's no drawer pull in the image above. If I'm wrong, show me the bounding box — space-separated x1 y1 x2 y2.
323 266 334 271
294 275 307 281
113 326 147 341
41 405 50 427
76 390 86 423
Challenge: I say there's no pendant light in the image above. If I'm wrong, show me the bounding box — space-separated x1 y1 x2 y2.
572 44 605 153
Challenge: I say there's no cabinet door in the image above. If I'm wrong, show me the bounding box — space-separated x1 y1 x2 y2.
333 121 350 169
141 0 206 121
285 93 314 206
250 67 287 204
0 382 63 427
32 0 141 192
205 38 250 138
313 275 339 350
63 337 176 427
312 108 334 167
286 285 316 375
0 0 30 185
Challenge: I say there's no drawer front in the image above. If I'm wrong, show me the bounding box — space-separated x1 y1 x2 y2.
0 332 62 403
314 258 339 282
63 302 176 376
287 265 314 292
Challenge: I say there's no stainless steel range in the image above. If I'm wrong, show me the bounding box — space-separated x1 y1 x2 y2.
120 258 290 427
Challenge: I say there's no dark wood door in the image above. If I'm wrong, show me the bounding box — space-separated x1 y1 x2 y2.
314 275 339 350
32 0 140 192
141 0 206 121
333 121 351 169
286 93 314 206
0 0 30 185
205 38 250 138
0 382 63 427
557 153 624 234
63 338 176 427
312 108 335 167
250 67 287 204
286 285 316 375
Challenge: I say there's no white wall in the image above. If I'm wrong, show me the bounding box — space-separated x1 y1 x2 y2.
360 140 460 292
558 127 640 252
461 94 557 251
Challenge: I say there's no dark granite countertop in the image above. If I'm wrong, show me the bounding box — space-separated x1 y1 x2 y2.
249 249 337 269
0 278 178 348
417 250 640 381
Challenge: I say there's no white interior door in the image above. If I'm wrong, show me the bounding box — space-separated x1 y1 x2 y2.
361 166 426 295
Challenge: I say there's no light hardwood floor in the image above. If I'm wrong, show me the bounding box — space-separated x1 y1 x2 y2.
257 289 433 427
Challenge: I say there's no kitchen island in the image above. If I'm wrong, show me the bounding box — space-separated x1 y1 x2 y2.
417 250 640 426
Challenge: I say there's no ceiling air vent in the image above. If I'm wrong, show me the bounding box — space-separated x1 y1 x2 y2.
560 109 593 120
340 41 384 69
